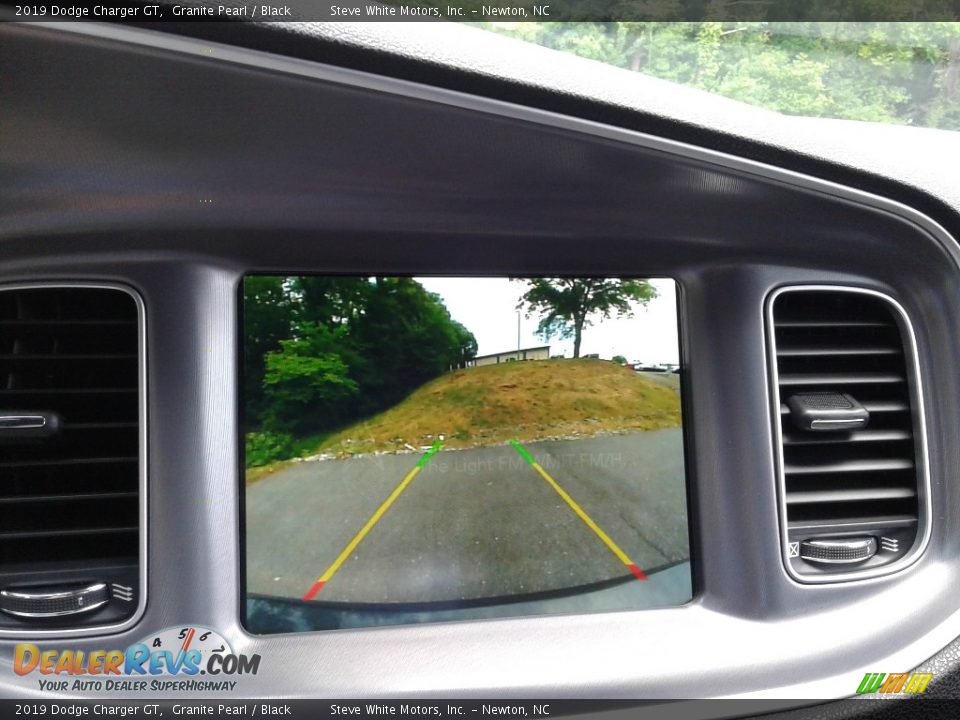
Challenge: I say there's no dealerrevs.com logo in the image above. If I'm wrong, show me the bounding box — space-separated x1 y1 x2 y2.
14 626 261 693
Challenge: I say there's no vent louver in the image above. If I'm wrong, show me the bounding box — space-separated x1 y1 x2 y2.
0 286 143 631
769 287 928 581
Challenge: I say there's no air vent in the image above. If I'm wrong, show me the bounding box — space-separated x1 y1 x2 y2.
0 285 143 632
768 287 928 582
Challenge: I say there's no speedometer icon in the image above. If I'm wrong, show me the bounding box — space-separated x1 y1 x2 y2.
139 625 232 666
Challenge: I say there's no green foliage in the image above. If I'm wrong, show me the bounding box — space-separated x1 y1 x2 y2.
263 323 359 434
347 278 480 413
245 431 296 468
243 276 478 450
478 22 960 131
516 278 658 358
612 354 629 364
243 276 296 422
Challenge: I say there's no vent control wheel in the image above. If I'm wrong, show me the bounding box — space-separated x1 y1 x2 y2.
799 537 877 564
0 583 109 618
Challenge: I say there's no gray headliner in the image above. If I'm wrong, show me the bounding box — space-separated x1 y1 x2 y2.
0 22 959 703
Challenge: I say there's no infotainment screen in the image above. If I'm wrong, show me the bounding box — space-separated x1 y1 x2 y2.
242 276 690 633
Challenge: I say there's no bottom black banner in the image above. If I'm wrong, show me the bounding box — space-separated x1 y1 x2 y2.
0 699 958 720
0 701 642 720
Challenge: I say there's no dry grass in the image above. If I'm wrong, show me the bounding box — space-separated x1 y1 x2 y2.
316 359 681 457
245 462 288 485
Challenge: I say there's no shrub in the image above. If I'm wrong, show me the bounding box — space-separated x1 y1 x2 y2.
245 431 295 467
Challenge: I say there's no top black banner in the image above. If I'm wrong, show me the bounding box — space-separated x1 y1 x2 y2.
2 0 959 22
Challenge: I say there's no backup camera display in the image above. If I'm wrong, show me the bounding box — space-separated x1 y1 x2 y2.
242 276 691 633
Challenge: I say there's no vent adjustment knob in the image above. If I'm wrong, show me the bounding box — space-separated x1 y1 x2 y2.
787 392 869 432
0 583 109 618
800 537 878 564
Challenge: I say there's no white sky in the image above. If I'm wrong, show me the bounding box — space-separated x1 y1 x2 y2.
415 277 680 364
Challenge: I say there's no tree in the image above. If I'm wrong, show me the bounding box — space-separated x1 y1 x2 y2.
243 276 297 422
249 276 478 435
479 22 960 132
348 277 478 410
262 322 359 434
612 354 629 365
516 278 658 358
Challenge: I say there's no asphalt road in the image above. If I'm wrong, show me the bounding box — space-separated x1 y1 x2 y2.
246 429 688 604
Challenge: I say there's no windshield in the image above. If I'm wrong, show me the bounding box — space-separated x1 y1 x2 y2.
478 22 960 132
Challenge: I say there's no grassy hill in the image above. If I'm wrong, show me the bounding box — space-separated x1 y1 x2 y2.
312 358 681 458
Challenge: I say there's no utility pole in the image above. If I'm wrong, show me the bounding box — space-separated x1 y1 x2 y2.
517 310 521 359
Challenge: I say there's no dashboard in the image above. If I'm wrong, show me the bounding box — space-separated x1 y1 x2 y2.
2 18 960 712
